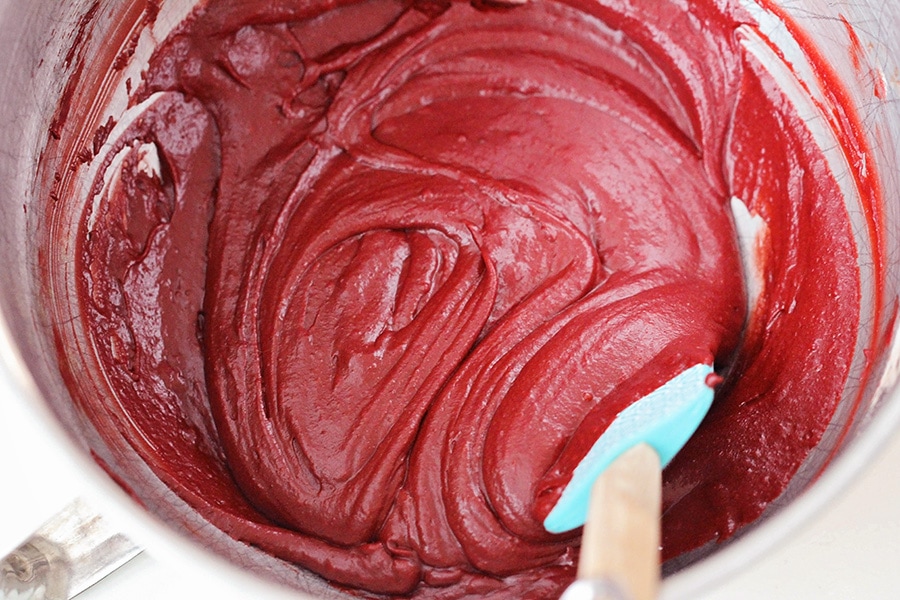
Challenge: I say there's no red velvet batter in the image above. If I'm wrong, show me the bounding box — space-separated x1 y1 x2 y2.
66 0 864 597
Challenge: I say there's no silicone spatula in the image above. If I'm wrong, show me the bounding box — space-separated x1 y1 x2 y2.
552 365 716 600
552 197 765 599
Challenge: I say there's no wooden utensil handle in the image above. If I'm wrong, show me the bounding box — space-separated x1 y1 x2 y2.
578 443 661 600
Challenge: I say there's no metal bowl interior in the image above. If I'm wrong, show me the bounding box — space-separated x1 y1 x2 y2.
0 1 899 598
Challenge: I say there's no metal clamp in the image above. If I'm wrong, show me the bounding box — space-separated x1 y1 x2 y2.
0 498 141 600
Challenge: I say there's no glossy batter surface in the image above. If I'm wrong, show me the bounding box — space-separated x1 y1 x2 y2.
69 0 861 597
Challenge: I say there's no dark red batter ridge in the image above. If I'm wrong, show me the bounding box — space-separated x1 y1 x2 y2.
63 0 863 597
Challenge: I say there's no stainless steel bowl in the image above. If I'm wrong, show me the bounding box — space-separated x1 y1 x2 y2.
1 1 899 598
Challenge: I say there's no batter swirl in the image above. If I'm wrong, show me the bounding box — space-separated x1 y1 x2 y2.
71 0 862 597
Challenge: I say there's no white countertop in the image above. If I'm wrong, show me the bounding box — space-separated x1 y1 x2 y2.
3 388 899 600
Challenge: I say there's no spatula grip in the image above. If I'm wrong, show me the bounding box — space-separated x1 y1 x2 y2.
577 443 661 600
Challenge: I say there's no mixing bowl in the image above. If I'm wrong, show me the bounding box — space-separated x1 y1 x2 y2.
1 1 899 598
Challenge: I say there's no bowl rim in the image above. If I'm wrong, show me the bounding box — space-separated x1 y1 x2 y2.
2 0 899 596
